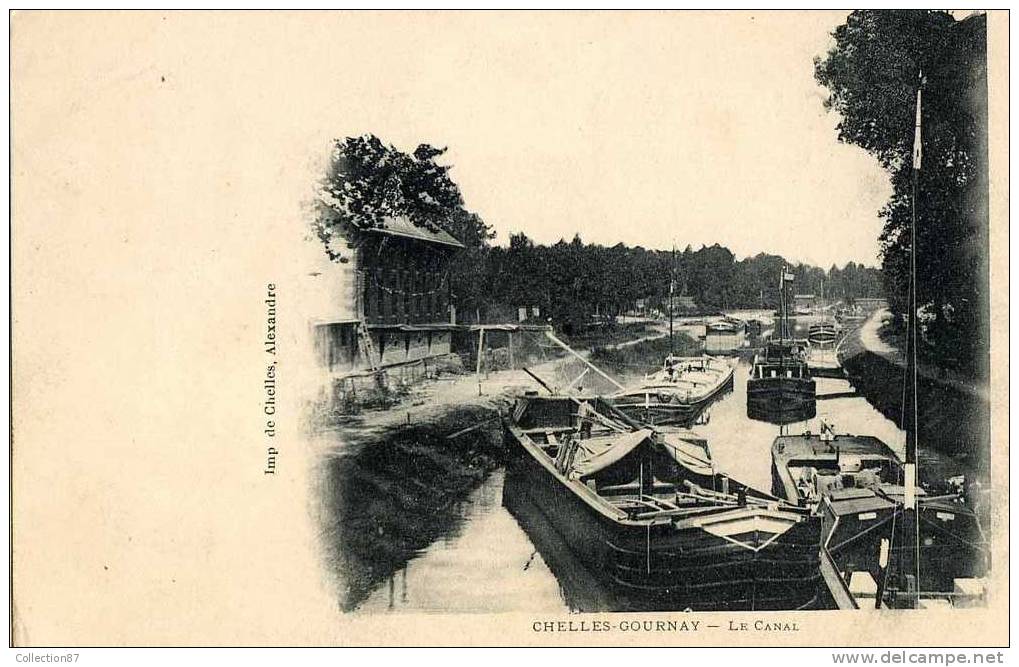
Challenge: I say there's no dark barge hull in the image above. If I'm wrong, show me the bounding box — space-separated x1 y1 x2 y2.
613 374 734 426
747 377 817 424
807 364 846 379
504 424 824 611
772 434 989 595
821 495 990 594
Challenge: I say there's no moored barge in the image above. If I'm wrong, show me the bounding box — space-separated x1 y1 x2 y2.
504 393 823 610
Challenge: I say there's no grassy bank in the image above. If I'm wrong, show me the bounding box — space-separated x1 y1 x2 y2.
318 404 506 611
561 321 658 350
838 327 989 480
590 333 701 379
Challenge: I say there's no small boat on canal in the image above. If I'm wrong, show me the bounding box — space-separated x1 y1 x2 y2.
503 392 824 611
772 427 989 598
747 340 816 423
747 267 817 423
808 282 840 346
805 303 844 378
807 321 839 346
704 319 746 354
610 355 735 426
805 337 844 379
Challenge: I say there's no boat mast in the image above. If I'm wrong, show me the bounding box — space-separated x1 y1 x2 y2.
779 266 788 341
669 244 676 356
904 71 923 605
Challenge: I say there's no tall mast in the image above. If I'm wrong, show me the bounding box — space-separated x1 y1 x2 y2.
904 71 923 605
669 244 675 356
779 267 788 341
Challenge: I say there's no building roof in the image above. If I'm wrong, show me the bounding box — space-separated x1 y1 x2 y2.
365 216 464 249
365 323 554 333
367 323 460 332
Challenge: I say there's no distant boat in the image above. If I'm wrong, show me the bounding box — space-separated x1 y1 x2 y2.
704 319 746 354
771 429 989 596
611 355 734 426
807 321 839 346
747 341 817 422
503 393 824 610
748 267 817 423
810 279 840 346
806 316 843 378
805 345 844 379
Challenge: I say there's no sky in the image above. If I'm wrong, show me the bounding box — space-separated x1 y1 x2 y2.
352 11 892 269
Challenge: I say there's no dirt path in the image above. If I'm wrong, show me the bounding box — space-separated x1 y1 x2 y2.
322 323 669 447
605 325 669 350
848 308 988 402
857 308 898 356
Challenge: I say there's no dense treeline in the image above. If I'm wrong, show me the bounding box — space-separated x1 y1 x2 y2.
472 235 880 332
313 134 882 336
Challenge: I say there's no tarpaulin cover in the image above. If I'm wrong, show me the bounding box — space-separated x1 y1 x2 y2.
570 429 653 479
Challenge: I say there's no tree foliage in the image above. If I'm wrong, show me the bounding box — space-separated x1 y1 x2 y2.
313 134 496 316
312 134 883 336
815 11 989 374
482 236 881 333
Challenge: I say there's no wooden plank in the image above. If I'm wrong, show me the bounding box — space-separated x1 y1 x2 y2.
445 416 500 440
476 327 485 395
820 548 859 610
544 331 626 390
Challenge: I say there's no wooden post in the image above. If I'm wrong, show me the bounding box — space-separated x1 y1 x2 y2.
476 327 485 396
874 537 890 609
508 332 514 370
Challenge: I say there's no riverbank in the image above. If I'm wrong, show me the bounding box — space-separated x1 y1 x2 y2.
311 322 670 610
837 310 990 479
314 322 669 450
857 308 989 401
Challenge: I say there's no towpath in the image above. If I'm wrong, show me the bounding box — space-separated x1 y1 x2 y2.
845 308 988 402
320 323 669 447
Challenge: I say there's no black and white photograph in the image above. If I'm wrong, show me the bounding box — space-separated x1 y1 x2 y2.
9 8 1009 651
303 10 995 616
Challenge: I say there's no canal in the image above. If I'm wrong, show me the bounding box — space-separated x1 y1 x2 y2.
320 317 969 614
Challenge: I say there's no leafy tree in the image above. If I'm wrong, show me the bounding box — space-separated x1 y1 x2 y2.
815 11 988 374
313 134 495 316
312 137 885 336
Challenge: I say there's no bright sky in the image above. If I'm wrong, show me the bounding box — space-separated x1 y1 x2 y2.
325 11 892 268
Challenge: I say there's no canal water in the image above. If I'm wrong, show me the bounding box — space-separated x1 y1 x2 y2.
323 317 967 614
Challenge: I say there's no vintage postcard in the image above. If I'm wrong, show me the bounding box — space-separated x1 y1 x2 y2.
9 10 1009 648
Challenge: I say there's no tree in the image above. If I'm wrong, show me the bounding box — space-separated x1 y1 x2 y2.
815 11 989 374
313 134 495 315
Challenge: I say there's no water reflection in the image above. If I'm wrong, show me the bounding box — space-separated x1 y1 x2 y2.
501 467 619 612
355 468 569 613
323 316 969 614
318 412 508 612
